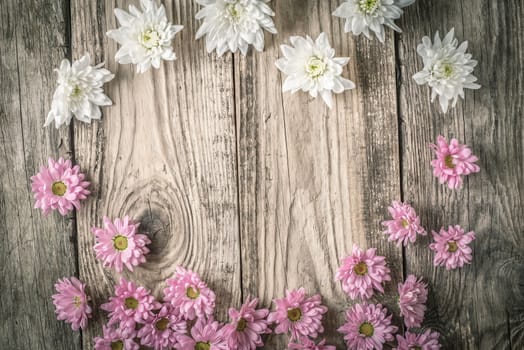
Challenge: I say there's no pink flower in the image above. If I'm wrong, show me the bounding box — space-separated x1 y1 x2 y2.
382 201 426 246
429 225 475 270
163 266 216 320
335 244 391 300
176 318 228 350
222 297 270 350
101 278 161 336
288 337 336 350
267 288 328 340
31 157 90 216
394 329 441 350
92 216 151 273
338 303 398 350
398 275 428 328
94 325 139 350
52 277 92 331
430 135 480 189
138 304 187 350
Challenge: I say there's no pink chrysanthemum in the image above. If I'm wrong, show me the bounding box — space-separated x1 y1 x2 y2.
267 288 328 340
94 325 140 350
101 278 161 336
31 157 90 216
52 277 92 331
288 337 336 350
222 297 270 350
137 304 187 350
92 216 151 273
430 135 480 189
176 318 228 350
398 275 428 328
429 225 475 270
335 244 391 300
163 266 216 320
338 303 398 350
394 329 441 350
382 201 426 246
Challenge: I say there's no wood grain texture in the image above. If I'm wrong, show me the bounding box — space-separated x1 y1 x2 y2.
0 0 79 349
72 0 241 348
236 0 402 347
398 0 524 349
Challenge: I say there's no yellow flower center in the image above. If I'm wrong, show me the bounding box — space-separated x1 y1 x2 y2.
401 219 410 228
287 307 302 322
227 2 243 21
186 286 200 299
111 340 124 350
195 342 211 350
447 241 458 253
236 318 247 331
52 181 67 196
70 85 82 98
124 297 139 310
353 262 368 276
73 296 82 308
140 28 161 49
359 322 374 337
155 317 169 331
444 154 455 169
443 63 455 78
113 235 128 251
306 56 327 79
359 0 380 14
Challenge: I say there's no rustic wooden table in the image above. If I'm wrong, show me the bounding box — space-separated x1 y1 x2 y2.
1 0 523 349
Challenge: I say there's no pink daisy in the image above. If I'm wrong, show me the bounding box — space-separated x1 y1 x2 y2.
430 135 480 189
394 329 441 350
288 337 336 350
94 325 140 350
92 216 151 273
52 277 92 331
398 275 428 328
101 278 161 336
138 304 187 350
31 157 90 216
338 303 398 350
267 288 328 340
176 318 228 350
163 266 216 320
222 297 270 350
382 201 426 246
429 225 476 270
335 244 391 300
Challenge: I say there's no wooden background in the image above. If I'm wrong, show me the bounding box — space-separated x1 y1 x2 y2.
1 0 523 349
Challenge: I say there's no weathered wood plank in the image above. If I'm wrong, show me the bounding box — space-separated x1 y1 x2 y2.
398 0 524 349
0 0 80 349
236 0 402 347
72 0 241 348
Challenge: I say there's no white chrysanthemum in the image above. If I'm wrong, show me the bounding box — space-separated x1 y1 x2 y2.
333 0 415 43
413 28 481 112
275 33 356 109
195 0 277 56
106 0 183 73
45 54 114 128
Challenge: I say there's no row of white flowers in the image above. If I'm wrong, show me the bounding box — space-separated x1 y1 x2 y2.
45 0 480 128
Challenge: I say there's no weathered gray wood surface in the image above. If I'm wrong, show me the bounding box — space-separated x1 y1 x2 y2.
0 0 522 349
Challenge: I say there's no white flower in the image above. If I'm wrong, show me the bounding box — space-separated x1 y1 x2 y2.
106 0 183 73
275 33 355 109
333 0 415 43
45 54 114 128
413 28 481 112
195 0 277 56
